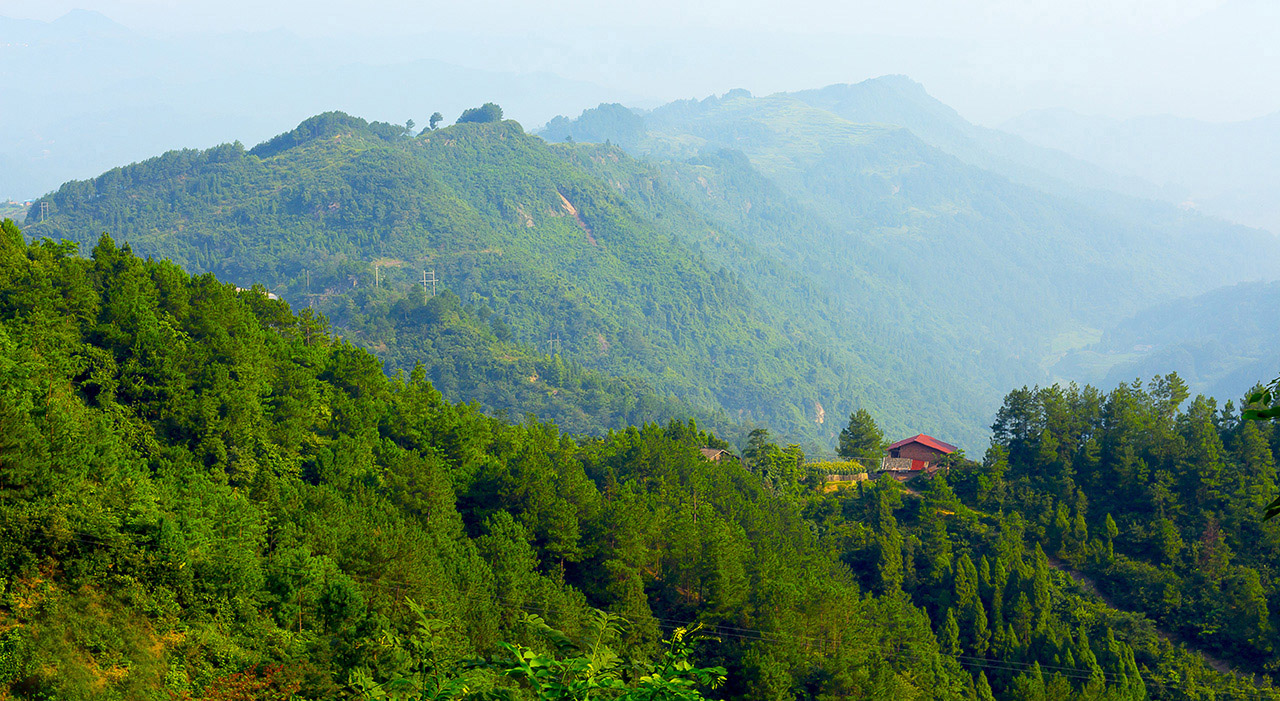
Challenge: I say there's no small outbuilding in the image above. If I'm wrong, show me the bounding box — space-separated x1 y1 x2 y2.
699 448 729 462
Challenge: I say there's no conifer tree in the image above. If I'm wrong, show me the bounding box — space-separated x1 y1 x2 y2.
837 409 885 461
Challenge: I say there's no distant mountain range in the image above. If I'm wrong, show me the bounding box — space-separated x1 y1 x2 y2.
1052 281 1280 404
1003 107 1280 235
542 77 1280 396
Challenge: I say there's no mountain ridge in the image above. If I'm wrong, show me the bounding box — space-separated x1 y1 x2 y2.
24 111 977 448
540 82 1280 351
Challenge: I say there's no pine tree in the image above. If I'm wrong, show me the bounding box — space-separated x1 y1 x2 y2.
939 610 961 656
974 672 996 701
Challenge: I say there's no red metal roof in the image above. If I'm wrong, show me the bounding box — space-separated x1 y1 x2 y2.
887 434 958 454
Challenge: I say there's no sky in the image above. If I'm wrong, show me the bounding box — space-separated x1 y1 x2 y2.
1 0 1277 125
0 0 1230 37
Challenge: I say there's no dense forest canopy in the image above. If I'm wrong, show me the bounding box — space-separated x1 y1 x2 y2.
976 376 1280 669
0 218 1274 699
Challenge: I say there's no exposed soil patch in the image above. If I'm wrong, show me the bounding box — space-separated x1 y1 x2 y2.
557 190 597 246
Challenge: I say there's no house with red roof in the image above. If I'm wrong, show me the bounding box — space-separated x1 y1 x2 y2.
879 434 958 480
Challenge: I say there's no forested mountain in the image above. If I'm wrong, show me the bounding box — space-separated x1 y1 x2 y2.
542 84 1280 427
1053 281 1280 402
0 219 1269 699
22 112 981 447
27 81 1280 449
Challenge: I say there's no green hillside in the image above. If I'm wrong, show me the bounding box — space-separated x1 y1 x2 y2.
0 219 1266 699
0 222 945 699
23 112 970 447
28 89 1279 450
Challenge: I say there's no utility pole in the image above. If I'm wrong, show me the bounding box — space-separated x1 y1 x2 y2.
374 264 380 290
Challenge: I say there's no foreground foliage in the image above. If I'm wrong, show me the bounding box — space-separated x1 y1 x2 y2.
0 221 1270 699
351 604 725 700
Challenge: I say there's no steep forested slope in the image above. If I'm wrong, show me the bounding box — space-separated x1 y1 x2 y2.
23 112 975 447
973 375 1280 681
0 222 1000 699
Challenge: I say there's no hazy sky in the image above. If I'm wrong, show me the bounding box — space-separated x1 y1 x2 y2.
0 0 1231 37
2 0 1277 124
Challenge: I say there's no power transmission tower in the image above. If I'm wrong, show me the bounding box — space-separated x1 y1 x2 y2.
547 333 562 355
39 202 48 222
374 264 380 290
422 269 437 297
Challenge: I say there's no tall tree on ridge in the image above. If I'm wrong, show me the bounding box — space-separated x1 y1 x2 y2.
838 408 886 461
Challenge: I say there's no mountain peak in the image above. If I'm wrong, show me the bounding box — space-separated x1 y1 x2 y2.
789 75 965 132
859 74 927 92
249 111 404 158
51 9 126 34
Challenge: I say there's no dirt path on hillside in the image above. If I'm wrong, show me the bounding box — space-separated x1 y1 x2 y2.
1045 556 1240 677
896 484 1243 679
